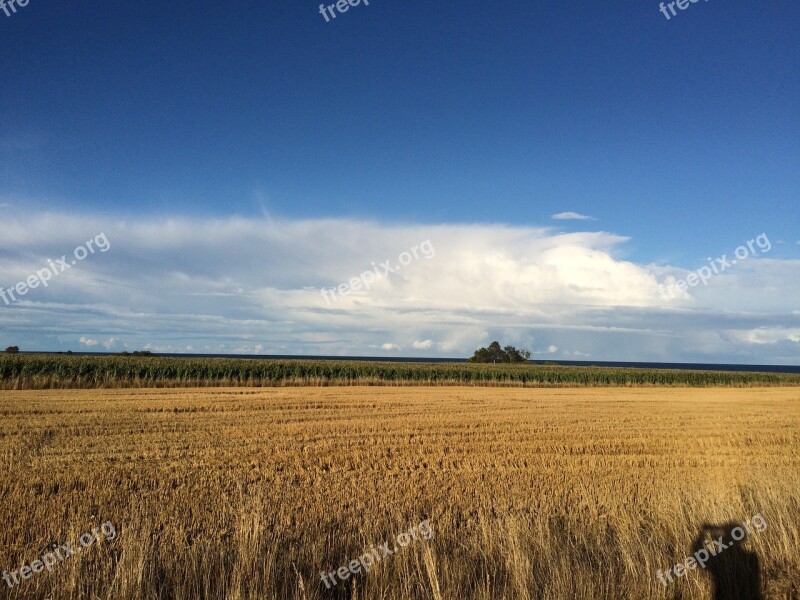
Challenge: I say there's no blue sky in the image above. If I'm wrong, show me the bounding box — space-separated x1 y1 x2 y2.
1 0 798 362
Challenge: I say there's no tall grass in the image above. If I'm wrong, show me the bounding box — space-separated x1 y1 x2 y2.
1 354 799 389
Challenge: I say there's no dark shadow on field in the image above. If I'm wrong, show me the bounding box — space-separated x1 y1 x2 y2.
691 523 762 600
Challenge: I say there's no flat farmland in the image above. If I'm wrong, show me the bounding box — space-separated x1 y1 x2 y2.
0 387 798 600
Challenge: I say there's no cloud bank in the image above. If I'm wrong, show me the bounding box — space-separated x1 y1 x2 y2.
0 209 798 363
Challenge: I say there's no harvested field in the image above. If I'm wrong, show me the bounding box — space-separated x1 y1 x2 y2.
0 387 798 599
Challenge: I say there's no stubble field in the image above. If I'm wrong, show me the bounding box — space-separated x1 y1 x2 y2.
0 386 798 600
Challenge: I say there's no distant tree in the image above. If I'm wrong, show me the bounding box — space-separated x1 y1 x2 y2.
4 346 19 354
504 345 531 363
468 341 531 363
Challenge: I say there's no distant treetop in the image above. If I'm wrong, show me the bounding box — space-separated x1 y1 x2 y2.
468 341 531 363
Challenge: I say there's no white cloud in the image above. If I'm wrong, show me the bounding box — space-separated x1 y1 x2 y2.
230 343 265 355
0 209 798 363
102 337 126 351
727 328 800 345
535 344 559 354
78 336 98 347
552 212 596 221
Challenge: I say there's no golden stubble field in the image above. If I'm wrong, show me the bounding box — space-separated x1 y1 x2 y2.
0 387 798 600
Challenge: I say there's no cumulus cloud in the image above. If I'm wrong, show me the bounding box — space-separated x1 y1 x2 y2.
0 209 798 363
231 343 265 355
103 337 126 351
79 336 98 347
552 212 596 221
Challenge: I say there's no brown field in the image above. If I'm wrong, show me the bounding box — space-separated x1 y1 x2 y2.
0 387 798 600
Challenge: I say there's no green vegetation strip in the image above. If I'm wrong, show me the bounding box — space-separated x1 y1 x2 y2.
1 354 799 389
